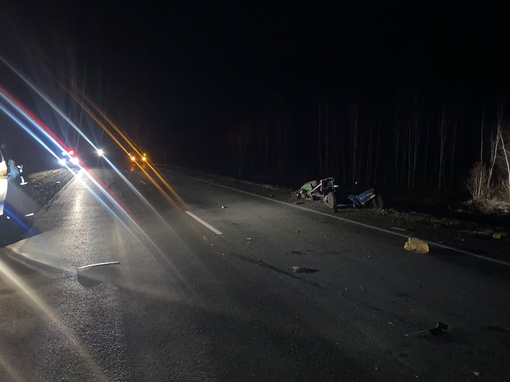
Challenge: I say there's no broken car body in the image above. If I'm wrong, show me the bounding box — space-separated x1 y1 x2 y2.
295 177 381 212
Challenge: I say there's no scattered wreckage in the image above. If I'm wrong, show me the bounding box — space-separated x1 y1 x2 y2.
295 177 383 212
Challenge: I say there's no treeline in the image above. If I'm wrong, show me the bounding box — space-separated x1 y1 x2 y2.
213 81 508 198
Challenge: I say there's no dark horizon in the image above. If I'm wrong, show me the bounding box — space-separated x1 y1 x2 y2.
1 2 510 195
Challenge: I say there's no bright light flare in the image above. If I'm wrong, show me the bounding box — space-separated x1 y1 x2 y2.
58 158 67 166
0 56 191 278
70 157 79 165
97 149 104 157
0 252 108 382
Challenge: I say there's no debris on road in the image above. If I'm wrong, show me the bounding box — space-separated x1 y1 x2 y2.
292 266 319 273
427 322 449 335
295 177 380 212
360 286 365 292
473 371 480 377
391 227 407 232
221 205 227 209
406 322 449 337
77 261 120 271
404 237 429 254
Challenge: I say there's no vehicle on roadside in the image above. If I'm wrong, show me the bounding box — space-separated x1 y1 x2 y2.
59 149 80 167
129 152 147 163
128 152 148 171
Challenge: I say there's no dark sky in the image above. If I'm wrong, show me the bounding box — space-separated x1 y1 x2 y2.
1 2 510 178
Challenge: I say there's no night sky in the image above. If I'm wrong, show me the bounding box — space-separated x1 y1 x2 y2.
1 2 510 192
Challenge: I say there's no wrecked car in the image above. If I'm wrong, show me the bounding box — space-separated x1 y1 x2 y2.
295 177 383 212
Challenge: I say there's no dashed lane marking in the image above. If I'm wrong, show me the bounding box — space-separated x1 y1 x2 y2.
185 211 223 235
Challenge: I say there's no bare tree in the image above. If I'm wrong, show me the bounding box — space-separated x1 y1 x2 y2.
324 99 330 176
448 115 457 189
258 114 271 168
407 92 422 192
487 129 500 190
234 121 252 177
497 128 510 200
350 100 359 187
487 102 504 189
480 105 485 163
466 162 488 201
438 103 448 191
423 112 431 187
373 109 381 187
275 114 287 176
394 97 401 188
317 96 323 174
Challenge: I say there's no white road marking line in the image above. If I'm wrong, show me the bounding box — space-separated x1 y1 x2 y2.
185 211 223 235
188 175 510 267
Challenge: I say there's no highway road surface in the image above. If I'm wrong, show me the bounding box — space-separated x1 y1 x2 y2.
1 166 509 381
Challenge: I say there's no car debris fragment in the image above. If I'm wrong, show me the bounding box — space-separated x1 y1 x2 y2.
292 266 318 273
77 261 120 270
406 322 449 336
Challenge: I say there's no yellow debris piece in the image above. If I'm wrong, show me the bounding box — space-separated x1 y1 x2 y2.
404 237 430 254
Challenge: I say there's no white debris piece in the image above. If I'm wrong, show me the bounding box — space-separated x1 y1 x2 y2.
77 261 119 271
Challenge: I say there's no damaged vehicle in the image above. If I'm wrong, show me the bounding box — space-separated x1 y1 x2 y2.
295 177 383 212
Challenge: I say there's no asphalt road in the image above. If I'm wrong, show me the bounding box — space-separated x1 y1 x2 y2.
1 166 509 381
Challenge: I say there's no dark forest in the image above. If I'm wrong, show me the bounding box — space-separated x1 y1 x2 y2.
2 2 510 202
